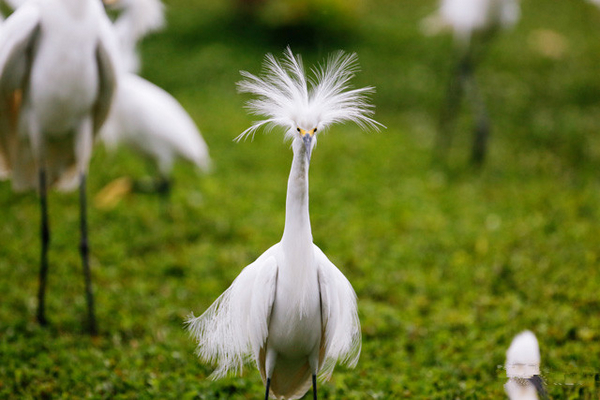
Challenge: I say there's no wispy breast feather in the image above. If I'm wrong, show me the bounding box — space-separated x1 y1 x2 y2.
186 245 279 378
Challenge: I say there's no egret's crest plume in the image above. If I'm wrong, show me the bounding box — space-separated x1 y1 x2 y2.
236 47 382 141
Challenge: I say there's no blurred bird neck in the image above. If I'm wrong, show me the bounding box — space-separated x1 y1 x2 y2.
282 141 312 248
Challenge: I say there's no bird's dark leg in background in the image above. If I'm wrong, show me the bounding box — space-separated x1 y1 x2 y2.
264 378 271 400
436 43 491 167
79 173 97 335
156 176 171 196
37 169 50 326
435 50 470 162
312 374 317 400
156 176 172 214
463 56 490 166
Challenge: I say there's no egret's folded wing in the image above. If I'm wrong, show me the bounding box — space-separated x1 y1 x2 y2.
315 245 361 379
186 244 279 378
101 74 211 172
93 14 119 134
0 3 40 94
0 3 40 179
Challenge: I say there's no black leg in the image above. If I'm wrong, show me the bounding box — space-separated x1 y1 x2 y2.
312 374 317 400
264 377 271 400
471 114 490 166
37 169 50 326
157 177 172 216
435 52 469 161
463 61 490 166
79 174 97 335
156 176 171 196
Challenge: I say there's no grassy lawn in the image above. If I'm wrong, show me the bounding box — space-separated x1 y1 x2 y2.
1 0 600 398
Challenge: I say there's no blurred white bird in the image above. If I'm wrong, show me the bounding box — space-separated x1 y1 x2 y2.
187 48 381 399
100 0 211 195
504 331 547 400
0 0 118 334
103 0 164 74
422 0 519 47
588 0 600 7
100 73 211 194
422 0 520 165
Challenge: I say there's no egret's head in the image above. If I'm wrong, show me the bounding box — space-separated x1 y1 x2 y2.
235 47 383 156
295 126 318 162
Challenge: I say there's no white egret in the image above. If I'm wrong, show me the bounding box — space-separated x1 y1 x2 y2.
186 47 382 399
504 331 547 400
100 73 211 194
100 0 211 194
0 0 118 334
422 0 520 165
103 0 164 74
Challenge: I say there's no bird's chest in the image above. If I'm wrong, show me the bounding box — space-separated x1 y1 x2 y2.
267 272 322 356
27 26 99 133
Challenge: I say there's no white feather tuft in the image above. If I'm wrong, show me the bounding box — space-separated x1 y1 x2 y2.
236 47 383 142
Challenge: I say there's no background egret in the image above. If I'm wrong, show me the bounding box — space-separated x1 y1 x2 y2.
187 47 381 399
423 0 520 165
100 73 211 195
0 0 118 334
100 0 211 195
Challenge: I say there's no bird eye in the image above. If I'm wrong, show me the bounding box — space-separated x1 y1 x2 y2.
313 128 318 133
296 127 301 132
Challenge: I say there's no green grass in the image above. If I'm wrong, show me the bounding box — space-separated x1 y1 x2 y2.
2 0 600 398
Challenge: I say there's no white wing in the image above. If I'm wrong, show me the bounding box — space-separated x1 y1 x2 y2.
94 17 119 135
186 244 279 378
100 73 211 174
0 3 40 181
315 245 361 379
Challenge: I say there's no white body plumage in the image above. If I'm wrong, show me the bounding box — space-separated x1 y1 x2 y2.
0 0 118 190
100 73 211 176
100 0 211 179
187 48 381 399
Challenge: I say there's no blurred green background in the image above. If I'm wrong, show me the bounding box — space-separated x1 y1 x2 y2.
1 0 600 398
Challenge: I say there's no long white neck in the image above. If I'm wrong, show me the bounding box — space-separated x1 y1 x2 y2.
279 138 316 313
281 138 312 247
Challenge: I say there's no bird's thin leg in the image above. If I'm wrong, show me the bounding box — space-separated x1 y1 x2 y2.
36 169 50 326
264 378 271 400
156 176 171 196
157 176 172 215
435 51 468 161
312 374 317 400
79 173 97 335
464 58 490 166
